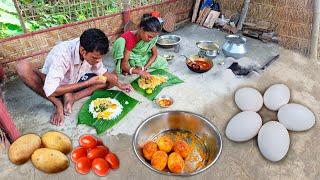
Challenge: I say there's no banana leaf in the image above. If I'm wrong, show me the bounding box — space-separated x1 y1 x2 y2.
78 90 139 135
131 69 183 100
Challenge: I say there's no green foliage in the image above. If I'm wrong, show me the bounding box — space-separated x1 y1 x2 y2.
0 1 23 38
0 0 160 39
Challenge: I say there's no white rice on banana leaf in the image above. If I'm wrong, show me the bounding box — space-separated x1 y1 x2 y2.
89 98 123 120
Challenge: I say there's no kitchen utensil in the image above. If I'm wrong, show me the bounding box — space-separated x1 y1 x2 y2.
155 96 173 108
133 111 222 176
196 41 220 58
157 35 181 53
222 35 247 59
182 55 213 73
228 54 280 76
163 54 175 61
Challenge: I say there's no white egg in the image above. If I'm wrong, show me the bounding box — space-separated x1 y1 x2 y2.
263 84 290 111
226 111 262 142
278 103 315 131
258 121 290 162
235 87 263 112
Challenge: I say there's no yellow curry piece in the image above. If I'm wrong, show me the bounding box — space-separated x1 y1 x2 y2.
138 75 168 90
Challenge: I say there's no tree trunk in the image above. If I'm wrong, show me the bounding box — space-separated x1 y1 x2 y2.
12 0 28 33
310 0 320 60
237 0 250 31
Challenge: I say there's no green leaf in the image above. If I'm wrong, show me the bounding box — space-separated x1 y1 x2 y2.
5 23 22 31
78 90 139 135
131 69 184 100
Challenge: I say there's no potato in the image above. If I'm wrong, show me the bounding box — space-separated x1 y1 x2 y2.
8 134 41 165
173 140 191 158
41 131 72 154
31 148 69 173
151 151 168 171
168 152 184 173
143 141 158 160
157 136 173 153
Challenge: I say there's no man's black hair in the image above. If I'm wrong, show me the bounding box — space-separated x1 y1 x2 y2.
139 14 162 33
80 28 109 55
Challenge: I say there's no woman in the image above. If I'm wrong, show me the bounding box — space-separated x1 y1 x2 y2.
113 14 168 78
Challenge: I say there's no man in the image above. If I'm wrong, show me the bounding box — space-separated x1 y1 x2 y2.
16 28 132 126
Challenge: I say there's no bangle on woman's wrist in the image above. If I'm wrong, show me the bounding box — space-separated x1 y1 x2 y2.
129 67 134 75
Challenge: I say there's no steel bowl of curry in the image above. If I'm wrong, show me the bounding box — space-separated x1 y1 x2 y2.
132 111 222 176
155 96 173 108
184 55 213 73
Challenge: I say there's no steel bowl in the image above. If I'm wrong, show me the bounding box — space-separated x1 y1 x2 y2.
163 54 175 61
196 41 220 51
155 95 173 108
132 111 222 176
157 35 182 49
196 41 220 58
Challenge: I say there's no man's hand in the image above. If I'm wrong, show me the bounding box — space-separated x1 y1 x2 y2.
87 76 107 85
117 83 132 93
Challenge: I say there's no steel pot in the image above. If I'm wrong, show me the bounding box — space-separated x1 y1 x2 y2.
222 35 247 59
196 41 220 58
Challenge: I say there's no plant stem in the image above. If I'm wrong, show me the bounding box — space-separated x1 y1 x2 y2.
12 0 28 33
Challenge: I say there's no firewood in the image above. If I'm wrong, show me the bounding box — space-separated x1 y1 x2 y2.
199 8 211 25
223 24 238 34
196 7 210 24
203 10 220 28
192 0 202 23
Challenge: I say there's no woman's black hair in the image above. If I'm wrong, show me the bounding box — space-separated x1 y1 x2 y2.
80 28 109 55
139 14 162 33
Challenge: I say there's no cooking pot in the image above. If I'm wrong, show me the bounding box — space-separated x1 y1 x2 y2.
222 35 247 59
196 41 220 58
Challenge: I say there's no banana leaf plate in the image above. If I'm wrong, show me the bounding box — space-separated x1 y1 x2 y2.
78 90 139 135
131 69 183 100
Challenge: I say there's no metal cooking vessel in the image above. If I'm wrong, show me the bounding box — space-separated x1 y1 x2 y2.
132 111 222 176
183 55 213 73
196 41 220 58
157 35 181 52
222 35 247 59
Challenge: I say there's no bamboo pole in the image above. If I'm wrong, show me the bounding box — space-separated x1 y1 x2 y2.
237 0 250 31
310 0 320 60
123 0 130 23
12 0 28 33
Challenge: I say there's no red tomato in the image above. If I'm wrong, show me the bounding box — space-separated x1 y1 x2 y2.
92 158 110 176
96 139 104 146
71 146 87 162
105 153 120 169
87 146 109 160
75 157 92 175
79 135 97 149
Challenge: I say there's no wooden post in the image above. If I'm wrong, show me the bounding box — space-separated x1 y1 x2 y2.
0 98 21 142
12 0 28 33
310 0 320 60
192 0 202 23
237 0 250 31
123 0 130 24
